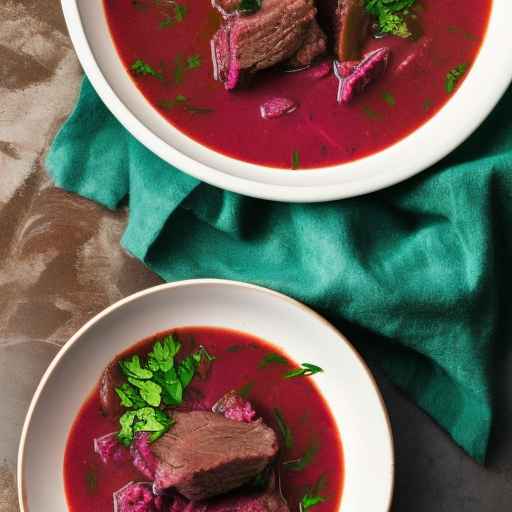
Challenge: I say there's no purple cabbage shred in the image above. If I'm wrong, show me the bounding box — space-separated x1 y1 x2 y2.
113 482 166 512
94 432 131 465
131 432 159 479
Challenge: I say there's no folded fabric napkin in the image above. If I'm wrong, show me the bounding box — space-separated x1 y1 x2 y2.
47 77 512 463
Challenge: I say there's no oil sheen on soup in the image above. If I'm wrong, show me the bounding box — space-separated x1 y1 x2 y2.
64 327 344 512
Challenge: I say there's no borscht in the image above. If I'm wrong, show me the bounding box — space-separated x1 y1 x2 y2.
64 326 343 512
103 0 491 169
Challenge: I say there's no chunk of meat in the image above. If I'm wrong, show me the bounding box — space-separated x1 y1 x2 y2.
99 361 124 417
316 0 369 61
335 47 390 103
287 19 327 68
211 0 317 89
169 473 288 512
212 390 257 421
152 411 278 500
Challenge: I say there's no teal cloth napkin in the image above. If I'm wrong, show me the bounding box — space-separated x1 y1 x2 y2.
47 77 512 463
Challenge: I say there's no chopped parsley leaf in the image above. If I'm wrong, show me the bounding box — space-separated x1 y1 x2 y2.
283 440 319 471
131 59 163 80
186 55 201 69
382 91 396 107
445 63 468 93
299 475 328 512
284 363 323 379
119 355 153 380
259 353 288 368
292 150 301 170
365 0 417 38
115 335 215 446
238 381 254 398
273 408 293 449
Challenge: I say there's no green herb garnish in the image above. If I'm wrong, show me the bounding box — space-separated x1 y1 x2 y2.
238 381 254 398
238 0 262 14
364 0 417 38
159 95 213 115
273 408 293 449
284 363 323 379
131 59 163 80
175 4 187 22
186 55 201 69
445 63 468 93
119 355 153 380
283 440 319 471
292 150 301 170
382 91 396 107
299 475 328 512
115 382 147 409
158 3 187 28
115 335 214 446
148 336 181 372
259 353 288 368
85 468 98 493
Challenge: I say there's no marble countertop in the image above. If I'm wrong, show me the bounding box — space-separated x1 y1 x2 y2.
1 1 511 510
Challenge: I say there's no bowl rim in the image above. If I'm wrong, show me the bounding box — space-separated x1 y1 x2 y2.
17 279 394 511
61 0 512 202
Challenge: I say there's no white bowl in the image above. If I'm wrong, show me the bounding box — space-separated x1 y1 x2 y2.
18 279 393 511
62 1 512 202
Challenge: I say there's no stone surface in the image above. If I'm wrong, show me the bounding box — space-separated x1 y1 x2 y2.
0 1 511 511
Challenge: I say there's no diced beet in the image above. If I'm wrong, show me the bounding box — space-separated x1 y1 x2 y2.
113 482 166 512
335 47 391 103
130 432 159 480
94 432 131 465
308 61 332 79
212 390 257 422
260 98 298 120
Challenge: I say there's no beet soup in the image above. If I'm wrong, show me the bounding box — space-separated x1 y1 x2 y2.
64 327 344 512
103 0 491 169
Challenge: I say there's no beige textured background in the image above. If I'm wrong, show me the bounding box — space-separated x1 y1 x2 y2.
0 1 162 510
1 1 512 511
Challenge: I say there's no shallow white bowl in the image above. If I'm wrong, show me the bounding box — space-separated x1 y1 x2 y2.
18 280 393 511
61 1 512 202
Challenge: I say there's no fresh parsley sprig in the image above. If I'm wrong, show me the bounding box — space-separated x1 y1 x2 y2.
365 0 417 38
115 335 214 446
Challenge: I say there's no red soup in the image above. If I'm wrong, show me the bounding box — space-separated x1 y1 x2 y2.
103 0 491 169
64 326 344 512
